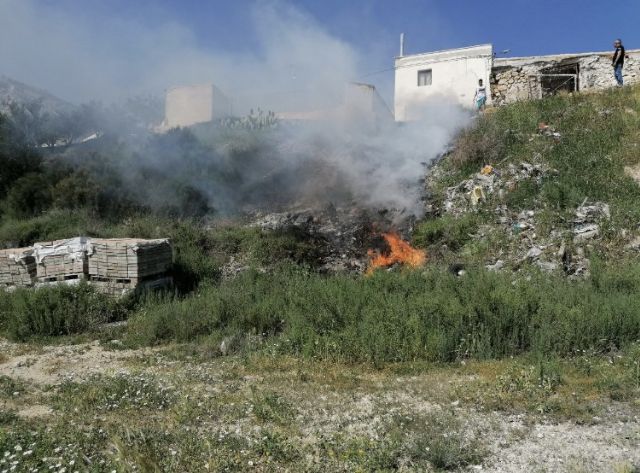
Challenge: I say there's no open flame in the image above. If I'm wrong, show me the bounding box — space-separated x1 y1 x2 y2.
367 232 427 273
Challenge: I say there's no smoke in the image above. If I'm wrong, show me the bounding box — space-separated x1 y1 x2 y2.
0 0 471 217
0 0 357 112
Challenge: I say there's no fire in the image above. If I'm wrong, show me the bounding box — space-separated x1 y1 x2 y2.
367 232 427 273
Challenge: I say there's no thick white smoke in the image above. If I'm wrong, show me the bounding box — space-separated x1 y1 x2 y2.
0 0 471 216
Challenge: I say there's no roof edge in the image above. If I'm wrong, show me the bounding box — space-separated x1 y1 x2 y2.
396 43 493 61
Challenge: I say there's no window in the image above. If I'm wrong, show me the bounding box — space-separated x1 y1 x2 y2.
417 69 432 86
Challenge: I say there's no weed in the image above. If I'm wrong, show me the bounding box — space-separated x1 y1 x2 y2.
54 373 175 413
413 213 480 252
0 409 17 426
393 410 487 470
0 375 27 399
255 430 300 463
251 388 296 425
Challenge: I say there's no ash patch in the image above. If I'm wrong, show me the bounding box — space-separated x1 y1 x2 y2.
250 205 417 274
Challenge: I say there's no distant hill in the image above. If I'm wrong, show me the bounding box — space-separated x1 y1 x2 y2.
0 76 75 117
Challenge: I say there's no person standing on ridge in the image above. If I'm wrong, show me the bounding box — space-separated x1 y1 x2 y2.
612 39 626 86
474 79 487 111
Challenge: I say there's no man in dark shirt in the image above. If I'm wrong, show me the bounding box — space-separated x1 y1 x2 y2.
613 39 625 86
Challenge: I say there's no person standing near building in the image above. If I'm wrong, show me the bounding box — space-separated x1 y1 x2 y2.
474 79 487 111
613 39 626 86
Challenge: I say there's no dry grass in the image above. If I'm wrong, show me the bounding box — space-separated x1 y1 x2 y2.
0 339 639 472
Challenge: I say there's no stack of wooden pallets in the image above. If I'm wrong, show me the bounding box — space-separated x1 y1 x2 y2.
0 247 36 288
88 239 172 295
33 237 90 283
0 237 173 296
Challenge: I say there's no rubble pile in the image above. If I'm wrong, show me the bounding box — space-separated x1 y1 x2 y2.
249 206 416 274
428 151 616 278
441 159 553 216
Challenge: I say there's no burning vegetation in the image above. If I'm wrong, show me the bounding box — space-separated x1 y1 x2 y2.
367 232 427 273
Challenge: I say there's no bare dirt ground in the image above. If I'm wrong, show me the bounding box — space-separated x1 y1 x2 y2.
1 338 638 472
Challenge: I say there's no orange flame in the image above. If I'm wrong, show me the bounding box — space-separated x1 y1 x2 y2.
367 232 427 274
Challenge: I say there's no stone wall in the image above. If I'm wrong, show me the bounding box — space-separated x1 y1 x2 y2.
491 50 640 106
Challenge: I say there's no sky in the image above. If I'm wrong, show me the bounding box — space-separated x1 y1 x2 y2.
1 0 639 108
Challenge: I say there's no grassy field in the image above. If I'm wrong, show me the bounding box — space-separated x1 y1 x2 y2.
0 340 638 472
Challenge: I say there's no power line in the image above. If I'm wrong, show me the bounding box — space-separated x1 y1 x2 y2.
356 53 493 81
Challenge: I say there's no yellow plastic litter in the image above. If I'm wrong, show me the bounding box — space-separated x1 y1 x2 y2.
470 186 485 206
480 165 494 175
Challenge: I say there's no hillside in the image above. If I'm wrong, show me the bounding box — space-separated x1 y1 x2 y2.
0 75 75 117
1 87 640 472
419 85 640 277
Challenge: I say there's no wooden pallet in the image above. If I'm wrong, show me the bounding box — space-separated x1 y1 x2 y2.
36 273 86 283
90 275 172 297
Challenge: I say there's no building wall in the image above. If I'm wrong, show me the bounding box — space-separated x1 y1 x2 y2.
491 50 640 105
276 82 393 130
164 83 231 129
394 44 493 121
343 82 394 129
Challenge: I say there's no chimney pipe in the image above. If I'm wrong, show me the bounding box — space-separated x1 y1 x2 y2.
400 33 405 57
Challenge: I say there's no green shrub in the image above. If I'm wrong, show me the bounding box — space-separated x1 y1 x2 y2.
125 263 640 363
1 283 126 341
2 173 52 218
0 209 94 247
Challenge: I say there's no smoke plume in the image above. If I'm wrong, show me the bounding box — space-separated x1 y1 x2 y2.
0 0 471 217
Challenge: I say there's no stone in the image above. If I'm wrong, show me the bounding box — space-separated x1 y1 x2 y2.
526 247 543 260
573 224 599 243
486 260 505 271
536 260 558 272
575 202 610 222
626 236 640 250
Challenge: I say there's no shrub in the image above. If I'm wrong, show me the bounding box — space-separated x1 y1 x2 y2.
125 263 640 363
448 114 511 172
1 283 126 341
51 170 100 211
2 173 52 218
0 209 94 247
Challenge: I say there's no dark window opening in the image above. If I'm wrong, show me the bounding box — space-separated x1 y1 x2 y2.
540 62 580 97
418 69 432 87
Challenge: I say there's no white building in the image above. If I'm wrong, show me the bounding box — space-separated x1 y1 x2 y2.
161 83 231 129
394 41 640 120
394 44 493 121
